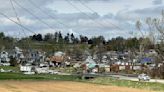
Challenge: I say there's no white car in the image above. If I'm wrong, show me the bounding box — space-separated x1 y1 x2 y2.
138 74 150 81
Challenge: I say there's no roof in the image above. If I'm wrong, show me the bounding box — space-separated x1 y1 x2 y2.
85 56 96 64
54 51 65 57
47 56 64 62
141 57 154 64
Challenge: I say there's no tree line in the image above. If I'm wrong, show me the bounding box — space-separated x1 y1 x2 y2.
24 31 154 52
0 30 155 52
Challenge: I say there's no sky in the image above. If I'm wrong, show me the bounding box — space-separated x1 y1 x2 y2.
0 0 163 39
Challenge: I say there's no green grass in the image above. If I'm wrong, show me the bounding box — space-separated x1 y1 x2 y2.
86 77 164 92
0 72 80 81
0 66 20 72
0 72 163 92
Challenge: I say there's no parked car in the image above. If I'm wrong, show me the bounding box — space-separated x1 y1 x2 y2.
138 74 150 81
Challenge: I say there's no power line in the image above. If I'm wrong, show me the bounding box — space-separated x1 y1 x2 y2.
78 0 123 30
78 0 97 14
65 0 107 29
12 0 57 31
10 0 27 37
10 0 22 47
0 12 35 34
10 0 32 48
27 0 70 29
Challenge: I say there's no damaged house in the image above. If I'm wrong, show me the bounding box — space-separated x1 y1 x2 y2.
46 51 65 67
0 51 10 66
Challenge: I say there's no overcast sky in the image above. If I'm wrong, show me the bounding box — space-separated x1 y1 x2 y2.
0 0 163 39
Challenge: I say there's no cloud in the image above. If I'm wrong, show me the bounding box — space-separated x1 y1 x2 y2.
153 0 163 5
66 0 115 3
115 5 164 22
0 0 163 39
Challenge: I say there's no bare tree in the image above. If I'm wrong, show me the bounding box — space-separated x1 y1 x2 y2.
139 11 164 78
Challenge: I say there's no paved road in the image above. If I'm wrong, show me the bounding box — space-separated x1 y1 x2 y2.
110 75 164 84
63 72 164 84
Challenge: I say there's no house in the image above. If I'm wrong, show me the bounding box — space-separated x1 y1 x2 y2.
26 50 46 65
13 47 25 63
0 51 10 62
47 56 64 67
82 56 100 73
145 49 158 56
46 51 65 67
0 51 10 66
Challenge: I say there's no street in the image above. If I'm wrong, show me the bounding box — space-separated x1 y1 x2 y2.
110 75 164 84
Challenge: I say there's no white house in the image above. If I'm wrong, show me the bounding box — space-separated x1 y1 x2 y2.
0 51 10 66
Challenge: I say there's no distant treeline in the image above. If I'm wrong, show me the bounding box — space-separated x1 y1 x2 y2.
0 32 154 51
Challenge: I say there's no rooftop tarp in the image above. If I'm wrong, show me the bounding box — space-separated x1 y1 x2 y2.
141 57 154 64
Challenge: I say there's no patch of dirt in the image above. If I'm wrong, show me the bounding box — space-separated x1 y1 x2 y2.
0 81 155 92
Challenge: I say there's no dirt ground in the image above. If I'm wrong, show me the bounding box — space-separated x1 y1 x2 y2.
0 81 155 92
